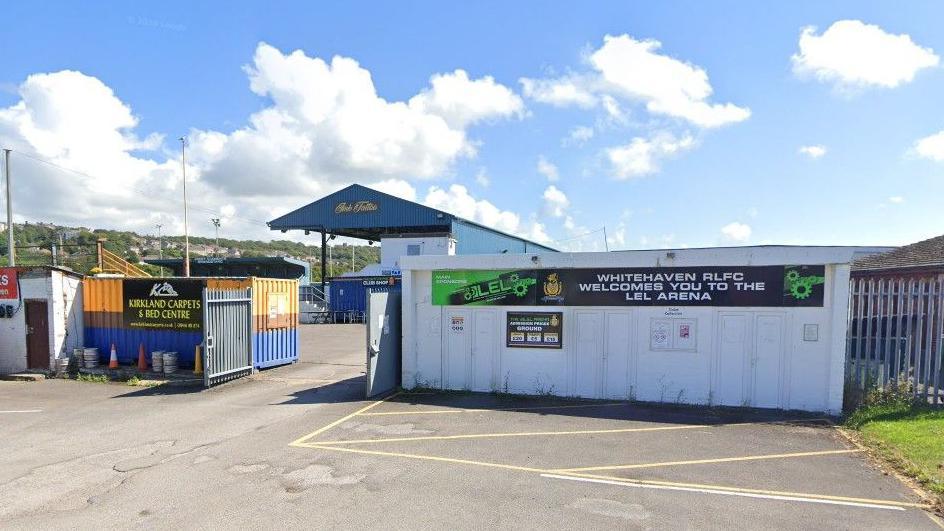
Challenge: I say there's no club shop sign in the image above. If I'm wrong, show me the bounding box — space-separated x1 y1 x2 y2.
123 279 205 330
432 266 826 307
334 200 379 214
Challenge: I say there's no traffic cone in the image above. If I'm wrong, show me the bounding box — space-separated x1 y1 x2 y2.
137 343 147 371
108 343 119 369
193 344 203 375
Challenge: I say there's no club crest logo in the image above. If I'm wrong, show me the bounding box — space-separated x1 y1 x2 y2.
542 273 564 303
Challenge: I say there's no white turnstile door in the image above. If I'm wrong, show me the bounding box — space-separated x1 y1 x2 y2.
717 314 749 406
471 311 497 392
575 311 604 398
445 309 471 390
752 314 785 408
603 312 632 399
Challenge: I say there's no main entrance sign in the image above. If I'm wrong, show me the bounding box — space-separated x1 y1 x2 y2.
432 266 826 307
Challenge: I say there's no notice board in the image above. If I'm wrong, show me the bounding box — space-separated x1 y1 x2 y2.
506 312 563 348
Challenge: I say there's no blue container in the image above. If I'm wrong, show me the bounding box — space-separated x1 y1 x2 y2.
84 327 202 368
329 276 400 315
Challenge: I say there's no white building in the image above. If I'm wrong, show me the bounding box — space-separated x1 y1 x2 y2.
0 266 84 374
401 246 888 414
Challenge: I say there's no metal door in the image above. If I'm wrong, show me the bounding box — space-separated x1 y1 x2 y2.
366 291 401 398
203 288 253 387
717 313 749 406
752 314 785 408
25 300 49 370
575 311 603 398
604 312 632 399
444 309 471 389
471 311 497 392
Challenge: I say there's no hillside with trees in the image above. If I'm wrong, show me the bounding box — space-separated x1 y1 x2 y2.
0 221 379 281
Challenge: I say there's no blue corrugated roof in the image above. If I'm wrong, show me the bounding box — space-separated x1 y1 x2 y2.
269 184 557 251
269 184 453 238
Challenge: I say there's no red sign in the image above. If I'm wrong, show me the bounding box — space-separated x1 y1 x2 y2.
0 268 18 299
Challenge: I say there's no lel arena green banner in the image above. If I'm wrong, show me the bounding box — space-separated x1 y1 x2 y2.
431 266 826 307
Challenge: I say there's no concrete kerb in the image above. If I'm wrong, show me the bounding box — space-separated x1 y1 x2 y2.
288 394 932 513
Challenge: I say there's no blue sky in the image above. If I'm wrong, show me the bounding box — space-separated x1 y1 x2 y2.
1 1 942 250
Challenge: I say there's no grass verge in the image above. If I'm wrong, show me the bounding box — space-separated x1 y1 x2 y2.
845 401 944 501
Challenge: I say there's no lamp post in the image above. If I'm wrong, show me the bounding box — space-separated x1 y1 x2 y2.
180 137 190 277
4 149 13 266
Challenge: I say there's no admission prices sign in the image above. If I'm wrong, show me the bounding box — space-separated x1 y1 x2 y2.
507 312 562 348
432 266 826 307
123 279 204 330
0 268 18 300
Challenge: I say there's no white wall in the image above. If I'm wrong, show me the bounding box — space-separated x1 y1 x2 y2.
401 247 859 414
381 236 454 269
0 270 83 374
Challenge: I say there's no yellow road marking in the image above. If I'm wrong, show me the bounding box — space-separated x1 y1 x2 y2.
926 511 944 529
305 444 547 473
359 402 628 416
310 423 707 446
556 471 930 509
301 442 926 510
552 448 861 473
289 391 400 447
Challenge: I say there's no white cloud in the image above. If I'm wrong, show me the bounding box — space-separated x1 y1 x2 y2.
564 125 594 146
792 20 939 90
606 132 695 179
798 145 827 158
423 184 521 235
0 44 526 242
474 167 490 187
720 222 752 243
520 34 749 128
589 34 750 128
888 196 905 204
368 179 418 202
409 69 525 128
541 185 569 217
536 155 559 181
914 131 944 162
519 75 597 108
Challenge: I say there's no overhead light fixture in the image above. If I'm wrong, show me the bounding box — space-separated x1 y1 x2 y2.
280 229 287 233
368 240 374 246
304 230 310 235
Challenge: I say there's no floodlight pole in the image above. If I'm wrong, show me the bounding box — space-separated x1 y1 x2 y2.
3 149 13 266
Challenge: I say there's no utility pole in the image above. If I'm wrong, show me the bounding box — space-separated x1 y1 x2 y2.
180 137 190 277
351 243 355 272
155 224 163 259
603 226 609 252
4 149 13 266
210 218 221 256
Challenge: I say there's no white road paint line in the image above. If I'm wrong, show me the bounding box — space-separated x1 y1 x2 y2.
541 474 906 512
0 409 42 413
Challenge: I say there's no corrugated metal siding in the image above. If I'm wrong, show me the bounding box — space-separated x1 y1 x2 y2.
250 278 299 369
452 220 544 255
83 277 298 370
269 184 452 231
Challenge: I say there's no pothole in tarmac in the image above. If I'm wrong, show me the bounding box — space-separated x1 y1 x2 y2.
280 464 365 492
571 498 652 521
339 421 434 436
228 463 270 474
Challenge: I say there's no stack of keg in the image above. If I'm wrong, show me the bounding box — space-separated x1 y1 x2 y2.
151 351 164 373
82 347 99 369
162 351 178 374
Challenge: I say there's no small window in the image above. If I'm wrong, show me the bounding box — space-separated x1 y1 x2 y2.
407 244 421 256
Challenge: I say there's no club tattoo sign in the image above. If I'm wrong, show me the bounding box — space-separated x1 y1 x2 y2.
432 266 826 307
